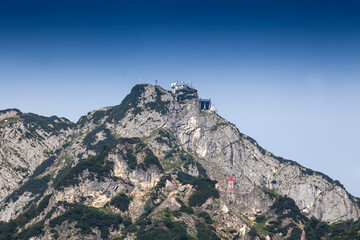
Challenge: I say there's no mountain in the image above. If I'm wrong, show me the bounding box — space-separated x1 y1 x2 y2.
0 84 360 240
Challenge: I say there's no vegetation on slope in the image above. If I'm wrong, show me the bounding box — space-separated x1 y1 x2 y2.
0 194 52 240
82 125 115 153
49 203 126 239
31 156 56 178
5 175 51 203
250 193 360 240
155 128 176 148
177 172 219 207
176 88 198 103
55 147 115 188
142 148 163 171
195 220 220 240
21 113 73 134
110 193 132 212
145 86 170 114
56 137 163 189
135 209 194 240
243 134 346 189
106 84 146 123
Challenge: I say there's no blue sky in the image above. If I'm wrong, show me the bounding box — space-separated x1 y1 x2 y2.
1 0 360 197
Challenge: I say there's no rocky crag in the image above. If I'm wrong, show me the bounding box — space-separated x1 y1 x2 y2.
0 84 359 240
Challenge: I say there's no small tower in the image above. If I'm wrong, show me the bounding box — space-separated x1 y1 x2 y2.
226 174 236 204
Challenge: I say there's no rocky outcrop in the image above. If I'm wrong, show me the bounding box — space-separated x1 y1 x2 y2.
0 109 73 203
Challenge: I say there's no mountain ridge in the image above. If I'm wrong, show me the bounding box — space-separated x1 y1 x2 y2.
0 83 359 239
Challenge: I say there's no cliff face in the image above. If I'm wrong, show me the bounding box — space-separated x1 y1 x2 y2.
81 84 358 223
0 109 73 202
0 84 359 240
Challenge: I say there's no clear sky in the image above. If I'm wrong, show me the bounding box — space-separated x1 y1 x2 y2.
1 0 359 197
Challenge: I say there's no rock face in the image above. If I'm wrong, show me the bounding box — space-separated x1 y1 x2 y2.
0 109 73 203
0 84 359 240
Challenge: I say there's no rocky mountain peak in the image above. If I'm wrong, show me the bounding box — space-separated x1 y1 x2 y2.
0 108 22 122
1 83 360 239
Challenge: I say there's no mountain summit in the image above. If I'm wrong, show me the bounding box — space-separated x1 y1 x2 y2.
1 84 359 239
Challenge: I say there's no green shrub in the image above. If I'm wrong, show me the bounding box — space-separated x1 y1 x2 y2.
270 196 306 222
180 152 193 162
255 214 266 223
32 156 56 178
136 211 192 240
21 113 73 134
197 212 213 224
172 211 182 217
164 148 176 159
188 178 219 207
36 194 52 214
155 175 171 190
82 125 115 153
91 110 105 124
176 172 219 207
155 129 175 148
242 135 267 155
211 122 230 131
330 219 360 239
175 198 194 215
17 220 45 240
158 129 174 140
123 147 137 170
110 193 132 212
49 203 123 239
52 163 72 188
262 187 278 199
0 221 17 240
52 232 59 239
120 137 142 144
7 175 51 203
0 193 52 240
143 149 163 171
56 137 161 188
248 226 260 238
144 87 170 115
136 228 171 240
287 226 302 240
304 217 331 240
195 221 220 240
76 115 88 127
176 88 198 103
106 84 146 123
183 160 207 177
179 204 193 215
119 138 162 171
55 148 114 188
177 171 196 184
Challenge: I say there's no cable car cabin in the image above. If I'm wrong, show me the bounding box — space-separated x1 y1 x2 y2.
199 98 211 111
